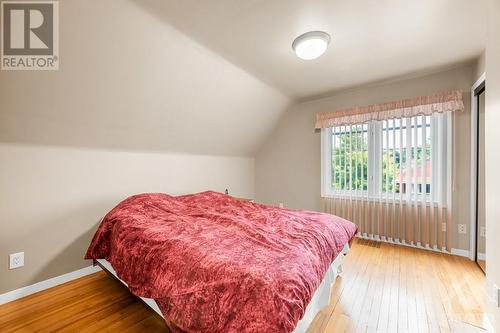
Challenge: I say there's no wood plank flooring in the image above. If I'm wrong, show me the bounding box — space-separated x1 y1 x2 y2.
477 259 486 273
0 271 168 333
0 239 485 332
307 239 486 333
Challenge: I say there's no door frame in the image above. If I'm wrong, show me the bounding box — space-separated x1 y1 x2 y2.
469 72 486 261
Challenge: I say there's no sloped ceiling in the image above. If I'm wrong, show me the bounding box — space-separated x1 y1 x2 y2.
0 0 291 156
0 0 486 156
135 0 487 99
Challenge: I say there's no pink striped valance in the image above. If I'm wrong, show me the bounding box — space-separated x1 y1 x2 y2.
315 90 464 129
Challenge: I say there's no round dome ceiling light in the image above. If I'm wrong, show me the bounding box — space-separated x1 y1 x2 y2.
292 31 331 60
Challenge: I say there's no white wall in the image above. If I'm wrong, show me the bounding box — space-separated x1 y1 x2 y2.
485 0 500 330
0 0 288 295
255 65 474 250
0 143 254 294
474 51 486 82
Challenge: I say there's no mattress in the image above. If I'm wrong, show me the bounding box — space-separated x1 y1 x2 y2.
86 191 357 332
97 242 349 333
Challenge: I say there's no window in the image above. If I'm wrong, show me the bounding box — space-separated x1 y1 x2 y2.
321 114 450 202
330 124 369 192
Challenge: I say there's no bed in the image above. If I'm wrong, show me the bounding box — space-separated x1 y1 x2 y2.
85 191 357 333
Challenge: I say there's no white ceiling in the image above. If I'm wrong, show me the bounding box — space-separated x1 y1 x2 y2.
0 0 487 158
136 0 487 99
0 0 290 156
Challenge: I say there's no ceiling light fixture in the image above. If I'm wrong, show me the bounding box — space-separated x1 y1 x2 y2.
292 31 331 60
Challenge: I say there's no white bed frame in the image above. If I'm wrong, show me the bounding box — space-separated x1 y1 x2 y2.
95 243 349 333
95 259 163 316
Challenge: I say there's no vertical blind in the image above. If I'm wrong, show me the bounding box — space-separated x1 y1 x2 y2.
321 113 452 251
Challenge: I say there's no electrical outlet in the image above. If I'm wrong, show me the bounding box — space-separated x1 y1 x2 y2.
442 223 446 232
9 252 24 269
458 224 467 234
480 226 486 237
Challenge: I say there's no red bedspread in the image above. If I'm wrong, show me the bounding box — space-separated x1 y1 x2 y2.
85 191 357 333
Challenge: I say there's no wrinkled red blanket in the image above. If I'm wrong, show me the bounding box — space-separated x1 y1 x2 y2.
85 191 357 333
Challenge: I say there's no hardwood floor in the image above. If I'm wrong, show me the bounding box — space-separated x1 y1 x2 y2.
0 271 168 333
0 239 485 333
477 259 486 273
307 239 486 333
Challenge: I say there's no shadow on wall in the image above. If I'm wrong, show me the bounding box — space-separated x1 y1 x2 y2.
131 0 235 51
0 202 109 294
30 220 102 286
129 0 264 82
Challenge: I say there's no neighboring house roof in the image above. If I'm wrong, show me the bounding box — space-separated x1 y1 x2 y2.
397 160 431 183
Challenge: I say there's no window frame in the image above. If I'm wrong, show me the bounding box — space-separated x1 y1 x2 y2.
321 114 450 204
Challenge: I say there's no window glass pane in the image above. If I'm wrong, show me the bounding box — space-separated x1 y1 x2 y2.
382 120 393 193
422 116 431 194
357 124 369 191
362 124 368 191
394 116 431 196
331 124 368 192
325 115 434 199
